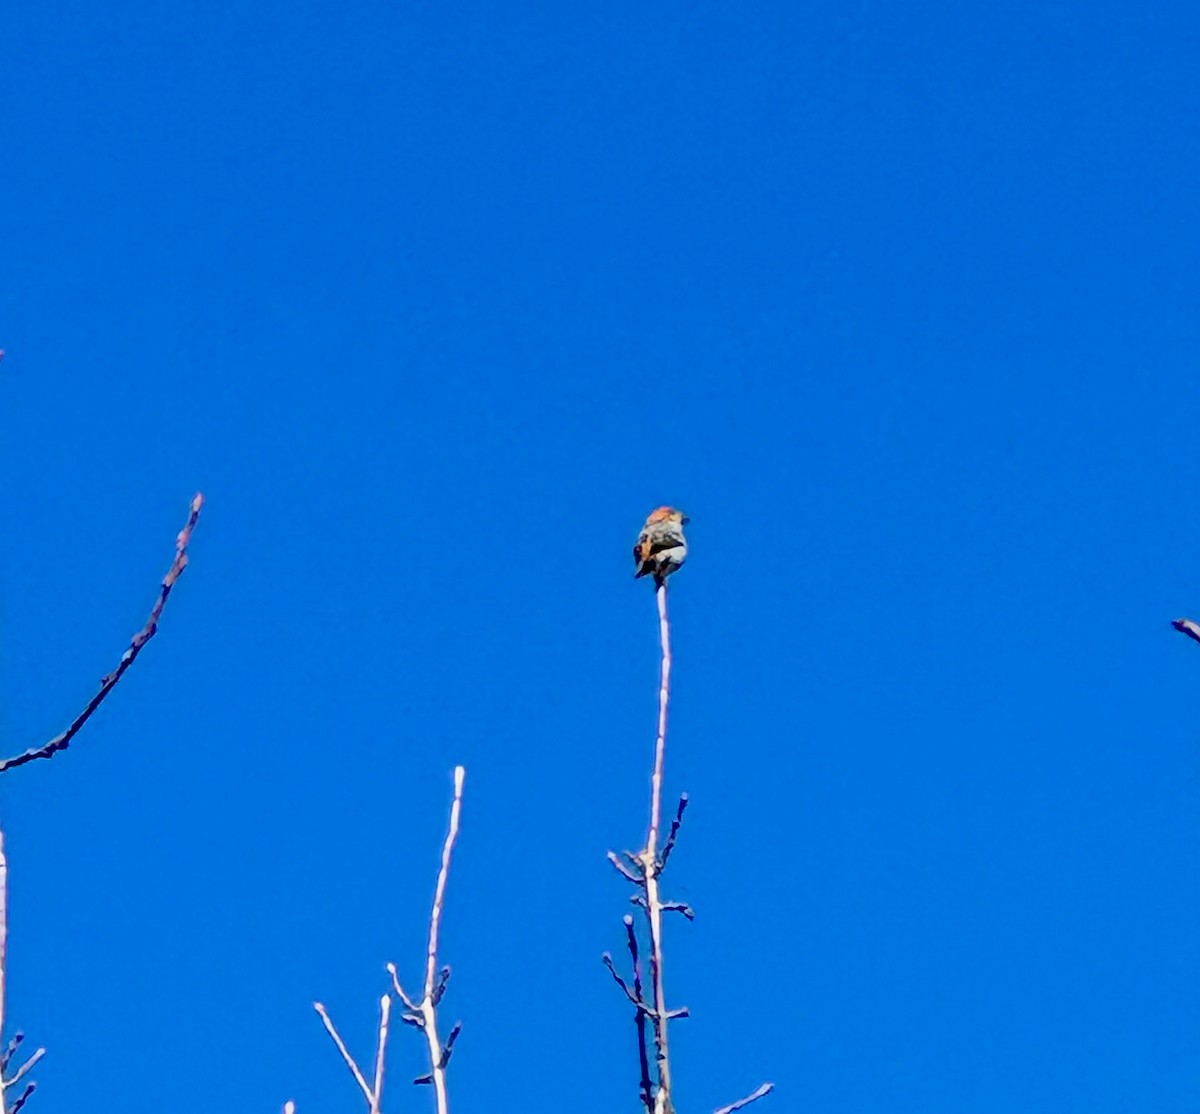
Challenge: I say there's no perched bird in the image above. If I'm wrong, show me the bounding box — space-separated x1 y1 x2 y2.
633 507 689 586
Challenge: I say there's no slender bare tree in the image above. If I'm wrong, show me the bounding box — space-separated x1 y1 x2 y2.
604 578 773 1114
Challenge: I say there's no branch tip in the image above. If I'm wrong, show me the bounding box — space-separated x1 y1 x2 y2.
1173 617 1200 644
713 1082 774 1114
9 1082 35 1114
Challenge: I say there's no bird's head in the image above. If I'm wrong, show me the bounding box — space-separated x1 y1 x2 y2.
646 506 689 526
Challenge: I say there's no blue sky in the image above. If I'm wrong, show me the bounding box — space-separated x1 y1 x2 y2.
2 1 1199 1111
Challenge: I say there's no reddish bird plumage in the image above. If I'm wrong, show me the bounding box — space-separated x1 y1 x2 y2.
633 507 689 587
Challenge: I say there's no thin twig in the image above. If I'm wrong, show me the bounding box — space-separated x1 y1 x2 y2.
713 1082 775 1114
0 493 204 773
0 827 7 1047
0 825 7 1114
425 767 465 996
1172 617 1200 644
371 994 390 1114
608 850 645 884
639 581 675 1111
431 965 450 1006
8 1082 34 1114
646 587 671 855
4 1046 44 1089
386 963 420 1012
313 1002 373 1108
630 895 694 919
602 954 654 1015
0 829 48 1114
659 793 689 869
412 766 465 1114
625 915 654 1114
610 527 771 1114
440 1021 462 1068
1 1034 22 1073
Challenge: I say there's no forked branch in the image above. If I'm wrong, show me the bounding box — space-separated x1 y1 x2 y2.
390 765 466 1114
317 767 466 1114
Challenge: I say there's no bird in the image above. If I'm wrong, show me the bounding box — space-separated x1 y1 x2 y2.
633 507 689 587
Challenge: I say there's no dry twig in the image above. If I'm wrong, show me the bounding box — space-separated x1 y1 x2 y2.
1172 617 1200 644
606 583 681 1112
372 994 391 1111
317 767 466 1114
313 1001 374 1108
713 1082 775 1114
641 584 677 1106
625 914 654 1113
0 493 204 773
606 578 771 1114
390 765 466 1114
0 829 46 1114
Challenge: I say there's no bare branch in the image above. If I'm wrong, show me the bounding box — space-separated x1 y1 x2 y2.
0 493 204 773
392 766 466 1114
313 1002 373 1108
0 826 41 1114
4 1046 44 1089
0 827 7 1044
602 954 654 1016
424 767 465 999
385 962 420 1012
658 793 689 869
431 965 450 1006
640 581 676 1109
1 1034 22 1073
358 772 464 1113
371 994 390 1114
607 581 679 1114
8 1081 34 1114
440 1021 462 1068
713 1082 775 1114
625 517 773 1113
1173 617 1200 644
630 895 694 922
624 915 654 1114
607 850 644 885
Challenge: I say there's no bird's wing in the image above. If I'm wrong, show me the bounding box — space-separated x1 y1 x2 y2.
633 534 652 567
